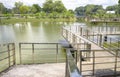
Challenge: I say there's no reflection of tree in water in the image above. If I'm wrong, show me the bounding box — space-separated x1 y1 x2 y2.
13 22 28 33
30 21 40 27
12 22 31 41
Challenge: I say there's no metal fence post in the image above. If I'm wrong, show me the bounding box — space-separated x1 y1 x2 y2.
7 44 10 67
32 43 34 63
56 43 58 63
86 30 89 39
93 51 95 76
80 27 82 36
80 50 82 74
114 50 118 76
19 43 22 64
65 48 68 77
99 34 102 46
13 43 16 65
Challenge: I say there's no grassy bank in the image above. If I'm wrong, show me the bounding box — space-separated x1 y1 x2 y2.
0 18 76 24
103 42 120 49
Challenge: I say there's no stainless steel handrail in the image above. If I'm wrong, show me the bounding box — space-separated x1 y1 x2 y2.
66 49 82 77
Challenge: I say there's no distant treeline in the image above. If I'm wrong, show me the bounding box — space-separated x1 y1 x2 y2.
0 0 120 19
0 0 74 19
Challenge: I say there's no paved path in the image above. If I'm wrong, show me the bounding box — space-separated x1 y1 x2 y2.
0 63 65 77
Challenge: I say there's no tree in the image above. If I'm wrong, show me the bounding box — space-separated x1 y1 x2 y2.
43 0 66 13
85 4 95 16
0 3 4 14
39 12 46 18
75 6 85 16
31 4 41 13
62 10 74 19
106 5 116 11
85 4 103 17
117 0 120 15
19 5 29 14
95 9 105 19
0 3 8 14
53 1 66 13
43 0 54 13
14 1 23 14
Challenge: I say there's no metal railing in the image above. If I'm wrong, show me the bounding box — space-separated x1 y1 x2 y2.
0 42 84 77
65 48 82 77
0 43 15 73
62 25 120 77
79 49 120 77
62 25 120 52
19 43 66 64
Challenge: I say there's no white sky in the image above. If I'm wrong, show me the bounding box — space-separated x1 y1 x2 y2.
0 0 118 10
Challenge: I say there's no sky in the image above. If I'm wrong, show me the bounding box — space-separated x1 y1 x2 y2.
0 0 119 10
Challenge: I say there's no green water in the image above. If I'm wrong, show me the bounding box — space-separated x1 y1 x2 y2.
0 22 66 43
0 22 119 43
0 21 74 67
0 21 120 64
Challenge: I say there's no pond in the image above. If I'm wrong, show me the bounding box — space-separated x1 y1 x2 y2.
0 21 74 64
0 21 120 64
0 22 120 44
0 22 66 43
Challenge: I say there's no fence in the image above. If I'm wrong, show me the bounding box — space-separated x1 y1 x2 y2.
62 25 120 77
78 49 120 77
0 43 15 73
19 43 66 64
65 48 82 77
0 42 83 77
62 25 120 52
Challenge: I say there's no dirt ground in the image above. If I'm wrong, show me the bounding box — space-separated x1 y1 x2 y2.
0 63 65 77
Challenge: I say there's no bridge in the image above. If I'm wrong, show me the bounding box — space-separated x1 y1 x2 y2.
62 25 120 77
90 19 120 24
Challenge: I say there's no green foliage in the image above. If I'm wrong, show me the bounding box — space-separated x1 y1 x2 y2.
103 42 120 49
43 0 54 13
85 4 95 15
64 10 74 18
85 4 103 17
43 0 66 13
20 14 28 19
31 4 41 13
0 3 8 14
2 0 120 20
117 0 120 15
39 12 46 18
106 5 117 11
14 1 23 14
15 1 23 8
95 9 105 18
3 14 13 19
35 13 41 19
19 5 29 14
53 1 66 13
75 6 85 16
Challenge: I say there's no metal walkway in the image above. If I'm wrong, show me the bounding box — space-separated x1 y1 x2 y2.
62 25 120 77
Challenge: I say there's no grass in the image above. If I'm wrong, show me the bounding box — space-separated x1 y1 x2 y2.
103 42 120 49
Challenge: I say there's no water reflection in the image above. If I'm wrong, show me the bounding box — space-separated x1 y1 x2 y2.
0 22 72 43
0 22 120 44
88 23 120 39
0 26 15 43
